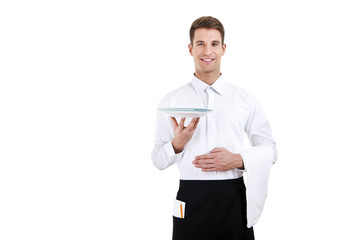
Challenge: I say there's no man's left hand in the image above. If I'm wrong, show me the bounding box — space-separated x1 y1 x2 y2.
193 147 244 172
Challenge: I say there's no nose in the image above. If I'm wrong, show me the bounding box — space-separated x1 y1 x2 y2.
203 45 212 55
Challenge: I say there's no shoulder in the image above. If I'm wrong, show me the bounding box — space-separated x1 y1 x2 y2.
224 81 258 102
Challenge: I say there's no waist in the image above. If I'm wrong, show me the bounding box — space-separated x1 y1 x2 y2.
179 177 244 189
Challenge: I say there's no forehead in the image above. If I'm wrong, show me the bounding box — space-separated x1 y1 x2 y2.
193 28 222 42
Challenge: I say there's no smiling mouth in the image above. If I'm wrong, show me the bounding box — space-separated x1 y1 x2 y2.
201 58 215 63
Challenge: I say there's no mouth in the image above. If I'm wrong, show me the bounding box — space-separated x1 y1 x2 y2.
200 58 215 63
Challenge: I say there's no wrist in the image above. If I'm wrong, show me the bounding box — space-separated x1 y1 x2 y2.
234 153 244 169
171 140 184 154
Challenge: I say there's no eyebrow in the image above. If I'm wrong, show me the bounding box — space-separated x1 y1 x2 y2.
195 40 221 44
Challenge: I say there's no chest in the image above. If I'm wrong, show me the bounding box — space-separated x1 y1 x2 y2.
211 94 250 131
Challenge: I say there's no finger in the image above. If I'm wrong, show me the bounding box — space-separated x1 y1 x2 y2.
199 162 217 170
210 147 224 153
187 117 200 129
194 153 214 160
170 117 178 128
194 161 214 169
193 117 200 129
179 117 186 127
193 159 214 165
201 168 217 172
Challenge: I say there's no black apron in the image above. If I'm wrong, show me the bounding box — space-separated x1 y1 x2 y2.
173 177 255 240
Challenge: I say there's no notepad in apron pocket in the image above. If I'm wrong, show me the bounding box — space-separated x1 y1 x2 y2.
173 199 186 219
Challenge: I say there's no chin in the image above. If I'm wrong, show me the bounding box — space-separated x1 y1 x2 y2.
202 68 217 73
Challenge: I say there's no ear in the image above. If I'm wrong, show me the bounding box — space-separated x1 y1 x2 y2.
188 43 193 56
222 43 226 56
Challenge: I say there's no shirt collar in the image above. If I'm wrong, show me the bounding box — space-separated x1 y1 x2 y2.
191 74 225 96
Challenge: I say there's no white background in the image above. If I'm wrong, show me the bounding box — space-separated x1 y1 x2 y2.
1 0 361 239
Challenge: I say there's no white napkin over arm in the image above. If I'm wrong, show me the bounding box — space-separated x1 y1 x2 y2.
241 93 278 228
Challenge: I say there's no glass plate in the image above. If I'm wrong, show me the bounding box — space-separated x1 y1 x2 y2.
158 108 212 118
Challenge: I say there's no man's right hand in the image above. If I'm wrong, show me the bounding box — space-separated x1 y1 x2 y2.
170 117 200 154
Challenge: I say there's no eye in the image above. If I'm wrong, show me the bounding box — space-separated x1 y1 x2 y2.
212 42 219 46
197 43 204 46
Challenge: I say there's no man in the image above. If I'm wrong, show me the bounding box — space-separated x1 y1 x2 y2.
152 16 277 240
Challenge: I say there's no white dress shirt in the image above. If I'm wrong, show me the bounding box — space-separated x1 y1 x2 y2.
151 74 277 227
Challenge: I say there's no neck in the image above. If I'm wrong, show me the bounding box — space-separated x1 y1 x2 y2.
194 70 221 86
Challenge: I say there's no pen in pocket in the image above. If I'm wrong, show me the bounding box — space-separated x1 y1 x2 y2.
180 203 183 218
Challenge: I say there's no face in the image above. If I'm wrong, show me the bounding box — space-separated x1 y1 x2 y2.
188 28 226 76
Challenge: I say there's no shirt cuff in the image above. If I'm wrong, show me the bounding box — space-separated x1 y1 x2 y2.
238 152 248 172
163 141 184 158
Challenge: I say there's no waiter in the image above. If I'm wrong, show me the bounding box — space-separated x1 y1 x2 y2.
152 16 277 240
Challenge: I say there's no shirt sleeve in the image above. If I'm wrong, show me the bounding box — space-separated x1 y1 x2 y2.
151 104 184 170
240 92 278 228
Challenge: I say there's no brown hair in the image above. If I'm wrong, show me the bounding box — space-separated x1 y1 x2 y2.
189 16 225 45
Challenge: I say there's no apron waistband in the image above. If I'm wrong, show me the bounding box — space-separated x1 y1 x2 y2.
179 177 244 189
